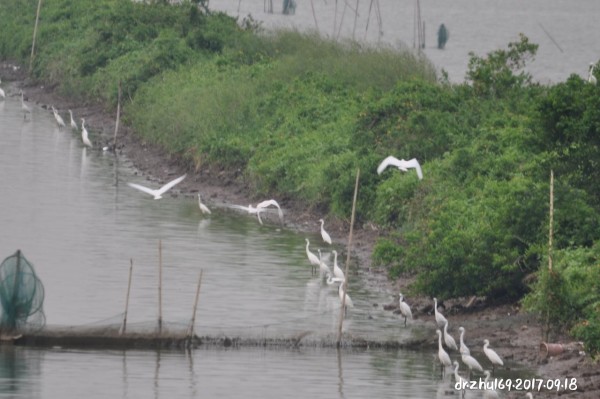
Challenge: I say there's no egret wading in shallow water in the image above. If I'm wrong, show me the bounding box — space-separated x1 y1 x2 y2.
127 174 187 200
305 238 321 274
20 91 31 119
461 350 484 376
197 194 211 214
483 339 504 373
337 282 353 314
436 329 452 376
51 106 65 128
377 155 423 180
0 78 5 99
589 63 597 85
458 326 471 355
398 293 413 326
483 370 500 399
80 118 93 148
319 219 332 244
433 297 448 328
68 110 78 130
317 249 332 278
331 250 345 282
443 320 458 351
452 361 466 398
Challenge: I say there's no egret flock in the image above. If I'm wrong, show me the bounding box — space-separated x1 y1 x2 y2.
6 87 536 398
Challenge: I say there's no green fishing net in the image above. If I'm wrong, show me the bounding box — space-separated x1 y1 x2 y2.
0 250 46 333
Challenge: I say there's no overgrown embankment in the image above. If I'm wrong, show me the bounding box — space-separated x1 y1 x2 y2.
1 0 599 355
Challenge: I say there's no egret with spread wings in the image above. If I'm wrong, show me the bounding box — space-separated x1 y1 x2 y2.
377 156 423 180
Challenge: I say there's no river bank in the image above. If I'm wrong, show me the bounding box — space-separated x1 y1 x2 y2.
2 59 599 398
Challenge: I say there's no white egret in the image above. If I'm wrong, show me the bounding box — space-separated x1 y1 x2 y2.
436 330 452 375
338 282 353 312
483 339 504 372
461 351 484 375
256 199 284 224
197 193 211 214
458 326 471 355
305 238 321 274
317 249 332 277
525 393 533 399
331 250 345 282
325 274 344 285
377 155 423 180
483 370 500 399
319 219 332 244
227 203 264 224
51 106 65 128
127 174 187 200
452 361 467 398
398 293 413 326
68 110 78 130
20 91 31 119
589 63 597 85
433 297 448 328
80 118 93 148
443 320 458 351
0 78 5 99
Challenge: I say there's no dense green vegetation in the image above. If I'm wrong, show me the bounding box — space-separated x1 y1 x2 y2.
1 0 598 355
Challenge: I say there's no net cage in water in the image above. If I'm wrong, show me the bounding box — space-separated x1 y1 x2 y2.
0 250 46 334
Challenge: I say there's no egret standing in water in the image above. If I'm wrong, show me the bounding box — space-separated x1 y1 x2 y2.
51 106 65 128
436 329 452 376
443 320 458 351
483 339 504 373
0 78 5 99
398 293 413 326
433 297 448 328
377 155 423 180
338 282 353 314
452 361 467 398
197 193 211 214
461 350 484 376
483 370 500 399
319 219 332 244
127 174 187 200
458 326 471 355
317 249 332 278
68 110 78 130
331 250 345 282
80 118 93 148
589 63 597 85
20 91 31 119
305 238 321 274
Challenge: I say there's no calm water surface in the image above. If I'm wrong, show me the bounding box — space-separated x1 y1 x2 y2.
0 89 514 398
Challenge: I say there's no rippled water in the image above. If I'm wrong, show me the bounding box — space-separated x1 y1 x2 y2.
211 0 600 84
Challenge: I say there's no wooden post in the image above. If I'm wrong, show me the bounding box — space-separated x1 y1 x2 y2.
309 0 320 34
187 270 204 340
113 81 121 149
29 0 44 74
352 0 360 40
158 239 163 335
548 170 554 271
336 168 360 346
120 259 134 335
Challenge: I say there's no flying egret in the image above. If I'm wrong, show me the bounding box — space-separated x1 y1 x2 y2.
331 250 345 282
433 297 448 328
20 91 31 119
305 238 321 274
256 199 284 225
483 339 504 373
197 193 211 214
589 63 597 85
127 174 187 200
68 110 78 130
458 326 471 355
461 351 484 375
452 361 467 398
317 249 332 278
377 155 423 180
338 282 353 312
443 320 458 351
51 106 66 128
80 118 93 148
436 329 452 375
483 370 500 399
227 203 264 224
398 293 413 326
0 78 5 99
319 219 332 244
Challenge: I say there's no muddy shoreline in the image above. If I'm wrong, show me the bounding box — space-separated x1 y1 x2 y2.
2 60 598 398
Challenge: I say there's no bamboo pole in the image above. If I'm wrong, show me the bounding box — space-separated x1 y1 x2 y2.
158 239 163 335
548 170 554 271
113 81 122 149
119 259 134 335
336 168 360 346
29 0 44 74
187 270 204 340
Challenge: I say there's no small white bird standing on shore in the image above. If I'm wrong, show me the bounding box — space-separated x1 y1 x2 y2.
80 118 93 148
377 155 423 180
51 106 66 128
69 110 78 130
483 339 504 372
197 193 211 214
127 174 187 200
319 219 332 244
398 293 413 326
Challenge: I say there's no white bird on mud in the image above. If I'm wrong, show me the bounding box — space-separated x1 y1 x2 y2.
483 370 500 399
68 110 78 130
331 250 345 282
319 219 332 244
0 78 5 99
197 193 211 214
51 106 65 128
589 63 597 85
398 293 413 326
127 174 187 200
483 339 504 372
377 155 423 180
433 297 448 328
443 320 458 351
461 351 484 375
436 329 452 375
80 118 93 148
20 91 31 119
452 361 467 398
458 326 471 355
317 249 332 277
256 199 284 225
305 238 321 274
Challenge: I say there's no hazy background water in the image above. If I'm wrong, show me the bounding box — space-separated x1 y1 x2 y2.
210 0 600 84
